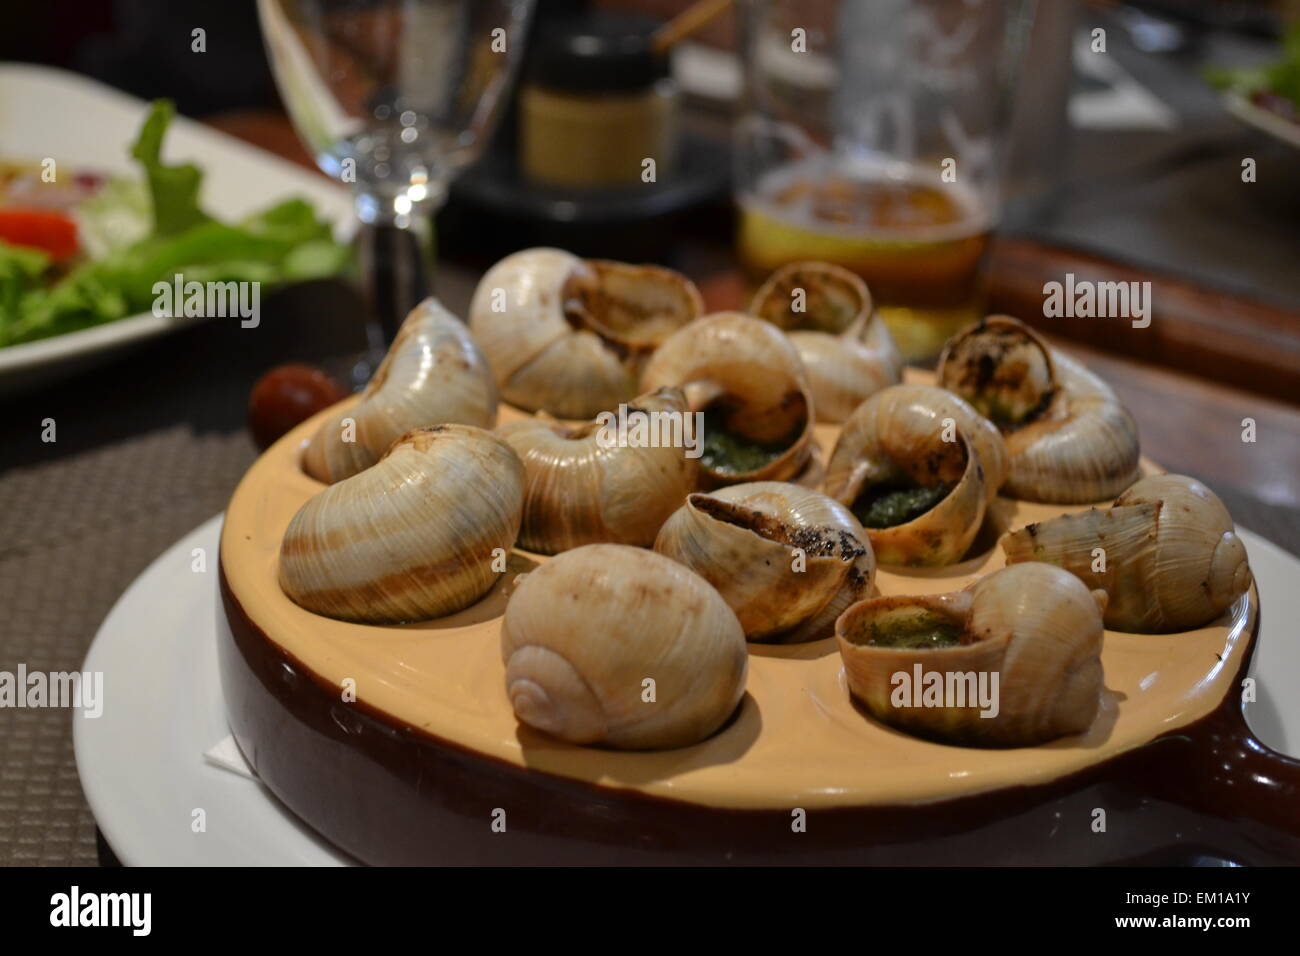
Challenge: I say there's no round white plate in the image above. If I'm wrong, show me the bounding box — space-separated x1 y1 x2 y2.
74 515 349 866
75 514 1300 866
1223 91 1300 151
0 64 353 396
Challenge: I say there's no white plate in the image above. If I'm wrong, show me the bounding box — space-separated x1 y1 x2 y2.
0 64 353 394
74 515 348 866
74 515 1300 866
1223 91 1300 151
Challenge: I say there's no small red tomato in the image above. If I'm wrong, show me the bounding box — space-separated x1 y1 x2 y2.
0 207 79 260
247 363 348 450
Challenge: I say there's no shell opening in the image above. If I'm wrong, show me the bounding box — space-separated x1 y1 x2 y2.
848 437 967 530
842 602 972 650
941 320 1055 429
752 264 869 335
690 494 867 563
561 261 698 358
699 396 808 477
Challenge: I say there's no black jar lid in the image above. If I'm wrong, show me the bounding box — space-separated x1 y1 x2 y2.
527 12 670 94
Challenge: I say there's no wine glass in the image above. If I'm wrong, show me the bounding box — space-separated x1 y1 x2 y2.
258 0 534 373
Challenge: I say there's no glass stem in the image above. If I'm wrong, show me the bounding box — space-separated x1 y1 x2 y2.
352 208 435 378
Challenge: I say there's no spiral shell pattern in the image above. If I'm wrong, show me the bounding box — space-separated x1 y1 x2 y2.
937 316 1140 503
501 544 748 750
750 261 902 423
498 387 698 553
654 481 876 643
303 298 498 483
280 425 524 623
836 563 1106 747
469 248 702 419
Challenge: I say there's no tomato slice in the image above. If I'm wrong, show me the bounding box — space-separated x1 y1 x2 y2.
0 207 80 261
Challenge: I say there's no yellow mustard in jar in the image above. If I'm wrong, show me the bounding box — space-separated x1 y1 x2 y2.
520 13 679 189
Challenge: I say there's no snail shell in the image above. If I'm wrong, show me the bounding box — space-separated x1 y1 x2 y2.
468 248 702 419
750 261 902 423
280 425 524 623
936 315 1140 503
501 544 748 750
302 298 497 483
823 384 1004 566
1002 473 1252 633
498 386 698 554
654 481 875 643
836 562 1106 747
640 312 816 486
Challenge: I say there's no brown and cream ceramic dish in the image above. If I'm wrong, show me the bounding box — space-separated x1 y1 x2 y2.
217 372 1299 865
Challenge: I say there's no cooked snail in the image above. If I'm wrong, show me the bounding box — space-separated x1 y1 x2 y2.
936 315 1140 503
836 562 1106 747
641 312 816 486
654 481 876 643
498 386 698 554
468 247 702 419
280 425 524 623
302 298 497 483
1002 473 1251 633
750 261 902 423
823 384 1006 566
501 544 748 749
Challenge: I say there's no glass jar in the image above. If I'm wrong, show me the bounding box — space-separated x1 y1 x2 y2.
735 0 1035 361
520 13 679 189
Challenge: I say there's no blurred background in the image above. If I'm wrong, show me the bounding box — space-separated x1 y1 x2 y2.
4 0 1298 368
0 0 1298 865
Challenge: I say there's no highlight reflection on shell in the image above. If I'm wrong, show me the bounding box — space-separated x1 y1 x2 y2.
1002 473 1252 633
836 563 1106 747
498 386 698 554
823 384 1005 566
937 315 1140 503
654 481 876 643
750 261 902 423
501 544 748 750
280 425 524 623
468 248 702 419
641 312 816 486
303 298 498 483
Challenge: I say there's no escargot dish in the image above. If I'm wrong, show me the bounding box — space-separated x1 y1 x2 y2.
937 315 1140 503
823 384 1007 565
750 261 902 423
217 247 1276 867
1002 474 1252 633
654 481 876 643
641 312 816 486
498 387 698 553
501 544 748 750
280 425 523 623
836 563 1106 747
468 248 702 419
303 298 497 483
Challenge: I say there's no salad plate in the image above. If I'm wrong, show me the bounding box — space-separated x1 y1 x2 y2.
0 64 353 394
1211 24 1300 151
1222 91 1300 151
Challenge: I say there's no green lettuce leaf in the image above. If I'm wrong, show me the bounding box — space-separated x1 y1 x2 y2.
0 100 351 348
